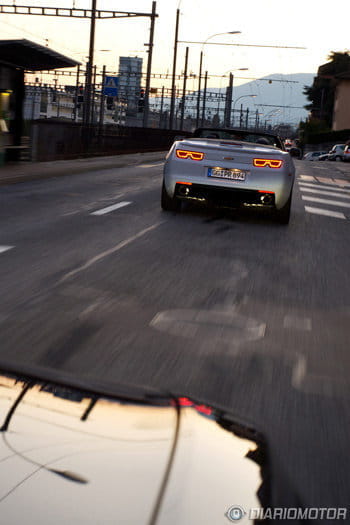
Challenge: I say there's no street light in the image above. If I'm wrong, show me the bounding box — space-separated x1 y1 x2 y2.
196 31 242 127
232 94 257 128
169 10 242 129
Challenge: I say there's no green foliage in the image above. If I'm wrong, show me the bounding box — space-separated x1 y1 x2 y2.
303 51 350 128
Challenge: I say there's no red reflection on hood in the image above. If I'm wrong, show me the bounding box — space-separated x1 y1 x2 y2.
177 397 212 416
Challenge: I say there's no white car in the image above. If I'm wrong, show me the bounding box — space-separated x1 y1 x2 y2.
303 151 327 161
162 128 295 224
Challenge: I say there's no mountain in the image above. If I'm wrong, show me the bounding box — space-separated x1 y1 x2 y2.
209 73 315 126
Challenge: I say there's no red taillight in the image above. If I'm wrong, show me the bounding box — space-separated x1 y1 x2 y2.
253 158 283 169
176 149 204 161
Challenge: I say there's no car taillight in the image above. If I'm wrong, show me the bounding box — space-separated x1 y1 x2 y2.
253 158 283 168
176 149 204 161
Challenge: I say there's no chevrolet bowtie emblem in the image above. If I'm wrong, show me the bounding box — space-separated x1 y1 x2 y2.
223 156 234 160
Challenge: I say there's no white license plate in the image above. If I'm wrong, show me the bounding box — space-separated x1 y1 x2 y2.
208 167 248 181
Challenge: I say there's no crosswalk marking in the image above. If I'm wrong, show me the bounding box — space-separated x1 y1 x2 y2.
300 187 350 199
298 181 350 192
333 179 350 187
298 175 315 181
298 178 350 220
302 196 350 208
304 207 346 219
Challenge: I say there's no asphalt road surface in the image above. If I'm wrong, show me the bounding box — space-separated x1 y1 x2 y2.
1 156 350 515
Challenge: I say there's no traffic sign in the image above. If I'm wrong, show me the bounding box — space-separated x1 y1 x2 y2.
103 76 119 97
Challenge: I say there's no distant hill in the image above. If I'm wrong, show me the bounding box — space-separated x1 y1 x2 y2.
151 73 315 128
210 73 315 126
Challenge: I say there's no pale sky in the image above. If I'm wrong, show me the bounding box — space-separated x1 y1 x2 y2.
0 0 349 89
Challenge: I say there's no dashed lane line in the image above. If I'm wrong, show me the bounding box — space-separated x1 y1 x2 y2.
0 246 14 254
91 201 132 216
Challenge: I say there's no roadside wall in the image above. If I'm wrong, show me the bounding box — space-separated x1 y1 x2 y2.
31 120 191 162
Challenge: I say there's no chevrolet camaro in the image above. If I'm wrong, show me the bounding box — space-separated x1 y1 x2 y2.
161 128 295 224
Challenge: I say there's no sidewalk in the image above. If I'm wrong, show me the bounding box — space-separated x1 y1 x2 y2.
0 151 167 186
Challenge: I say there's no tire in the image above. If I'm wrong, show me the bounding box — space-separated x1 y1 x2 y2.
161 181 181 212
335 156 342 162
275 194 292 224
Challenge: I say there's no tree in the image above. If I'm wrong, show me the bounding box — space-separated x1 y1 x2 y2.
303 51 350 127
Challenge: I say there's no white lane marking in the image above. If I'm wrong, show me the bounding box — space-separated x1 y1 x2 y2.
302 196 350 208
283 315 312 331
304 206 346 219
298 175 316 181
138 162 164 168
0 245 14 254
333 178 350 187
59 221 164 283
299 187 350 199
91 201 131 216
298 181 350 192
291 354 307 390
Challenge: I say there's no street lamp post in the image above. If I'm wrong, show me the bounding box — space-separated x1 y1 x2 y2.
169 20 242 130
195 31 241 128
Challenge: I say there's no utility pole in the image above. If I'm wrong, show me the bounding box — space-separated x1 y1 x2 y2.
239 104 243 128
143 1 156 128
160 85 165 127
169 8 180 130
84 0 97 126
98 65 106 135
201 71 208 126
223 73 233 127
180 47 189 131
195 51 203 128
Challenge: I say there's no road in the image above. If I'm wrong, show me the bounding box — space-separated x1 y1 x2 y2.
1 156 350 514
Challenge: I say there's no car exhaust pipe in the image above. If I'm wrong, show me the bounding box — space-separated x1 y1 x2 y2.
260 193 274 205
178 185 190 196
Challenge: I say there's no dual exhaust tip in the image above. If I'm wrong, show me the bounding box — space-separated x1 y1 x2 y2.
178 184 274 206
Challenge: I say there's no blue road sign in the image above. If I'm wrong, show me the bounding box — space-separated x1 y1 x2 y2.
103 76 119 96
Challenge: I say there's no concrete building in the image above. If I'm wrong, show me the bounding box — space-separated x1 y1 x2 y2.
118 57 143 116
332 72 350 131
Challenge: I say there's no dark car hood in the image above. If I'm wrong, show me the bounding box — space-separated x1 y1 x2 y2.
0 365 262 524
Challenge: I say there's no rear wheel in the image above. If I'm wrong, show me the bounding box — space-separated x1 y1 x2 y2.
335 155 342 162
161 181 181 212
275 194 292 224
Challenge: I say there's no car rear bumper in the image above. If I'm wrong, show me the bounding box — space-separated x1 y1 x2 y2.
174 182 277 209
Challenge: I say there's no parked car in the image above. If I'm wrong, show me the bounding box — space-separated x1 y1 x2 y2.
303 151 327 161
161 127 295 224
328 144 346 161
342 144 350 162
318 152 329 161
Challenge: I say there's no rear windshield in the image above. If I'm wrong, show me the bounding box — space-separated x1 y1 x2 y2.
193 128 284 150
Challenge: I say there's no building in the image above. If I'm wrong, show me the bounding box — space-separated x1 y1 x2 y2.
332 72 350 131
118 56 143 116
0 39 79 162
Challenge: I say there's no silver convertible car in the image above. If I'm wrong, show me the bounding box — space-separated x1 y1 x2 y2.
161 128 295 224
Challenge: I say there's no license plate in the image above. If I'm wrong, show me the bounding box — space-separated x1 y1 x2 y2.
208 167 248 181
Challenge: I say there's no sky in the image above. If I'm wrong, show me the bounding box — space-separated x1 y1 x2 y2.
1 0 349 126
